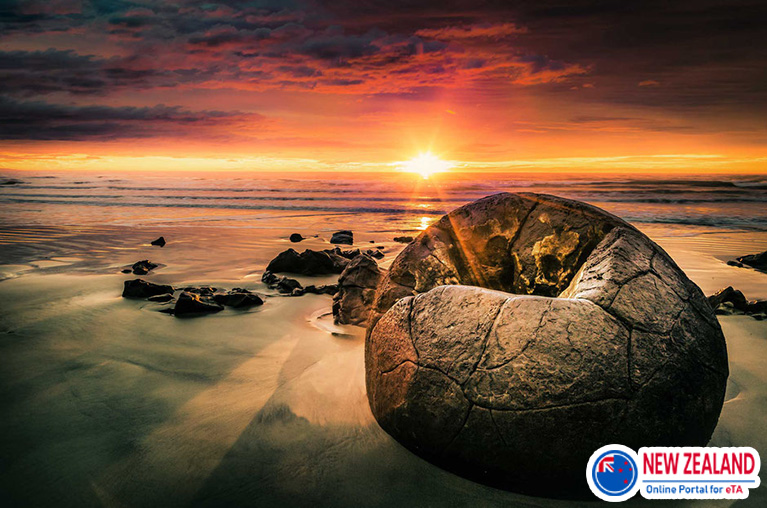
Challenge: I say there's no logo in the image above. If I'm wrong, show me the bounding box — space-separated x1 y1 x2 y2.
587 445 640 502
587 445 761 502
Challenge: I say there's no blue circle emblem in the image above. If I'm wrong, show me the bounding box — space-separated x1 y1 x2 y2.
591 449 638 497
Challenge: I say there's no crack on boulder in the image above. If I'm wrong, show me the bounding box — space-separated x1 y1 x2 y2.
462 298 509 387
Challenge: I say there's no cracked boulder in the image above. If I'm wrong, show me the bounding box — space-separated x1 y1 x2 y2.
366 192 727 496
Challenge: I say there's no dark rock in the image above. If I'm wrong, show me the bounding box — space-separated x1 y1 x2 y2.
290 233 304 243
276 277 302 294
213 290 264 308
266 248 348 275
122 279 174 299
333 254 383 326
173 291 223 316
365 249 384 259
735 250 767 271
121 268 132 274
150 236 166 247
708 286 748 311
366 193 727 497
376 246 385 250
304 284 339 295
291 287 305 297
0 178 23 185
393 236 414 243
131 259 158 275
708 286 767 319
261 271 280 285
334 247 360 260
184 286 216 296
726 260 744 267
330 230 354 245
147 293 174 303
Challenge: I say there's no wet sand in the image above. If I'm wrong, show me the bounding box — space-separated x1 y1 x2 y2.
0 224 765 507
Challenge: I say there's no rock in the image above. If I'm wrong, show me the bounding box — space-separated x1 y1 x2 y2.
304 284 339 295
393 236 414 243
726 260 743 267
366 193 727 496
121 268 132 274
376 246 385 250
261 271 280 285
333 254 383 326
291 287 305 297
365 249 384 259
708 286 748 311
173 291 223 316
122 279 174 299
266 248 348 275
131 259 158 275
708 286 767 319
276 277 302 294
290 233 304 243
147 293 174 303
184 286 216 296
735 250 767 271
330 230 354 245
0 178 23 185
213 290 264 308
334 247 360 260
150 236 166 247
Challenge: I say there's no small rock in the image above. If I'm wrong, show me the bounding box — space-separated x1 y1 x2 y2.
262 271 280 285
290 233 304 243
121 268 132 274
376 246 385 250
131 259 158 275
291 287 305 297
0 178 23 185
365 249 384 259
266 248 349 275
173 292 223 316
726 260 744 267
276 277 302 294
147 293 174 303
330 230 354 245
151 236 166 247
393 236 414 243
304 284 339 295
735 250 767 271
213 291 264 308
708 286 748 311
123 279 174 299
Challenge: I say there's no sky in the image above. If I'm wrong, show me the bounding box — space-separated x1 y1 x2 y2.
1 0 766 174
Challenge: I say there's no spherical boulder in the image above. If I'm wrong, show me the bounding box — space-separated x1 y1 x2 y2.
365 192 728 496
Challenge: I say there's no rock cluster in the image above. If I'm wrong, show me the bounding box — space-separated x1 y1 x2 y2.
123 259 157 275
365 193 728 496
265 248 351 275
727 250 767 272
708 286 766 319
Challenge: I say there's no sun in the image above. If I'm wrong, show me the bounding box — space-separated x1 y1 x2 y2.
397 152 453 179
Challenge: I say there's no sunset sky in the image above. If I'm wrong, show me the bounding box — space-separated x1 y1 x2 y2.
1 0 766 173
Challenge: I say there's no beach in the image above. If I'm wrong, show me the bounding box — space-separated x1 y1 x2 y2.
1 171 766 507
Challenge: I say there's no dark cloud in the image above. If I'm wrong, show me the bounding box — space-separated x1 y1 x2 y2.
1 0 765 136
0 96 254 140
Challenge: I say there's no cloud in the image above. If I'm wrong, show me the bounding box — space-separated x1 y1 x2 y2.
0 96 258 140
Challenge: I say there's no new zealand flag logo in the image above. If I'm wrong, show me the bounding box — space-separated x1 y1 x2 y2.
592 450 638 497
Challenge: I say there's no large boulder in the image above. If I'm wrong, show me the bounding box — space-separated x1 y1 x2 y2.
333 254 383 325
266 248 349 275
366 193 728 496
